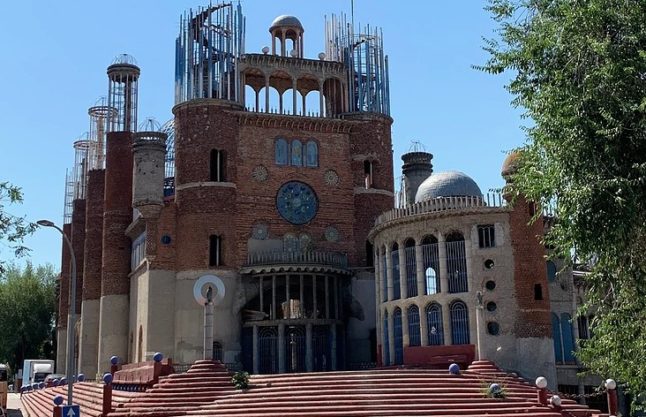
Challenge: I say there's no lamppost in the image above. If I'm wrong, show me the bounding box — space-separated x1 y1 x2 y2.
37 219 76 406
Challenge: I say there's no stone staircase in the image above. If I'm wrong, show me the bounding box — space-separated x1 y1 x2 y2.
20 381 140 417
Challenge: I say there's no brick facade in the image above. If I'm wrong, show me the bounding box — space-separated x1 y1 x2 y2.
71 198 86 313
82 169 105 301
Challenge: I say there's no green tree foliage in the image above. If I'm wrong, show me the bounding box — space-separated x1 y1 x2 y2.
480 0 646 407
0 262 57 375
0 181 36 274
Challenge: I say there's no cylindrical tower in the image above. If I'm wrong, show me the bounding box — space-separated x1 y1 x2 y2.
269 15 304 57
132 119 167 218
98 54 139 373
401 149 433 206
107 54 140 133
88 98 116 170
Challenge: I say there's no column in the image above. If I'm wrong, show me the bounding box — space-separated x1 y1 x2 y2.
402 306 410 349
279 91 283 114
302 93 307 115
388 311 395 365
285 275 290 319
272 275 277 320
299 275 304 319
252 325 259 374
281 31 286 56
415 242 425 297
318 80 324 117
278 323 286 373
264 76 270 113
420 305 429 346
312 275 317 319
259 277 264 316
272 35 276 55
438 233 449 294
375 252 382 306
305 323 313 372
463 227 473 292
330 324 337 371
255 90 259 112
398 241 407 299
442 303 451 345
325 276 330 319
334 276 339 319
385 247 393 301
292 78 298 115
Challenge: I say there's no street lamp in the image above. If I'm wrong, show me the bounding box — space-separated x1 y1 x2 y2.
37 219 76 406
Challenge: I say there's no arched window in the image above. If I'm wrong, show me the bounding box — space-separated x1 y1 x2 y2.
445 232 468 293
561 313 575 363
382 310 390 366
382 248 388 302
209 235 222 266
210 149 226 181
275 138 288 165
364 160 373 188
291 139 303 166
393 308 403 365
213 341 223 362
422 235 440 294
258 326 278 374
450 300 470 345
283 234 298 252
426 303 444 345
404 239 417 298
391 243 400 300
305 141 318 167
551 313 563 363
407 305 421 347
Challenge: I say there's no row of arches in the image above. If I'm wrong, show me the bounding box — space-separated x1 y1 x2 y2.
382 301 470 366
378 232 468 302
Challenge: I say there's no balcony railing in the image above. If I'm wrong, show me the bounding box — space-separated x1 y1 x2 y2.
245 249 348 270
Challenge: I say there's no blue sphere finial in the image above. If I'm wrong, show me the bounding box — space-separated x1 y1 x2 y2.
153 352 163 362
78 373 85 382
110 355 119 365
449 363 460 375
103 373 113 384
53 395 64 406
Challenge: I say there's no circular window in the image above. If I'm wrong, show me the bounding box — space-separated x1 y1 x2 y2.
484 259 495 269
487 322 500 335
161 235 172 245
486 301 497 312
276 181 318 225
546 261 557 282
485 280 496 291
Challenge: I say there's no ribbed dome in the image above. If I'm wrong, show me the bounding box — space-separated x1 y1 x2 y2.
415 171 482 203
270 15 303 31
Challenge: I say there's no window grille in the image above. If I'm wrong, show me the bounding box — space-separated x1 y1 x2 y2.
382 252 388 302
391 244 400 299
275 138 288 165
258 327 278 374
477 224 495 248
407 305 421 347
404 240 417 298
450 301 470 345
551 313 563 363
422 236 440 294
382 311 389 366
285 326 306 372
213 341 223 362
426 303 444 345
393 308 403 365
446 233 468 293
209 235 222 266
131 232 146 271
305 141 318 167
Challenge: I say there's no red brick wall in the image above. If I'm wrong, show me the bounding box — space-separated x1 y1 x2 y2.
101 131 133 296
58 223 72 328
508 196 551 338
149 203 177 271
71 199 86 314
82 169 105 301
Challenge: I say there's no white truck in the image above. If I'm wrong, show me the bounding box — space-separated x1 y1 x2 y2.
21 359 55 386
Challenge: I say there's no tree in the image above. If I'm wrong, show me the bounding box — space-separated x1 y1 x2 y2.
0 181 36 274
480 0 646 408
0 262 57 377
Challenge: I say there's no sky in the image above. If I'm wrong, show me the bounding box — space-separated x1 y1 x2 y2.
0 0 524 271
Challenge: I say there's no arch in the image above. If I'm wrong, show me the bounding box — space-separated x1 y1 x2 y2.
391 243 400 300
425 267 438 295
393 308 403 365
305 89 322 117
422 234 440 294
551 313 563 363
445 232 468 293
305 140 318 167
382 310 390 365
258 85 281 113
450 300 470 345
291 139 303 166
407 305 421 347
404 238 417 298
381 248 388 302
213 341 223 362
426 303 444 345
561 313 575 363
258 326 278 374
244 84 259 111
275 138 288 165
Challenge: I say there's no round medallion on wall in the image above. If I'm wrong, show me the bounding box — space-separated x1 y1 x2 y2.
276 181 318 225
324 226 340 242
252 165 268 182
324 169 339 186
251 223 268 240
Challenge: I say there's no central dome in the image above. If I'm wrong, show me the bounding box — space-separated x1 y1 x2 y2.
415 171 482 203
270 15 304 31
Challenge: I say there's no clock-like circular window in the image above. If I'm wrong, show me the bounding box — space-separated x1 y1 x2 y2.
276 181 318 225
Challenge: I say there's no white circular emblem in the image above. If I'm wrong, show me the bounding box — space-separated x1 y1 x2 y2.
193 274 226 306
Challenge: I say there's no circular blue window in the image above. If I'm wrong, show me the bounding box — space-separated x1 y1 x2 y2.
276 181 318 225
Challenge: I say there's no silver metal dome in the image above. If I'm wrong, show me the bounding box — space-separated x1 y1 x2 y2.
415 171 482 203
270 15 303 31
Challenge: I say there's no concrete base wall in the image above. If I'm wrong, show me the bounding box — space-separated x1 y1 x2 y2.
146 270 176 360
56 328 67 374
97 294 129 373
78 299 100 378
346 274 375 364
516 337 557 390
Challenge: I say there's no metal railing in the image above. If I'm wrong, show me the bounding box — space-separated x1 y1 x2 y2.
245 249 348 269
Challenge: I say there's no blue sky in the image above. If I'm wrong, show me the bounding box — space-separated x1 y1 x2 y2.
1 0 522 270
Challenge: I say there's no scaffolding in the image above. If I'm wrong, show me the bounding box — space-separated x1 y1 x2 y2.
175 2 246 104
325 14 390 115
63 169 74 224
88 97 116 170
72 135 91 200
161 119 176 197
107 54 140 132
